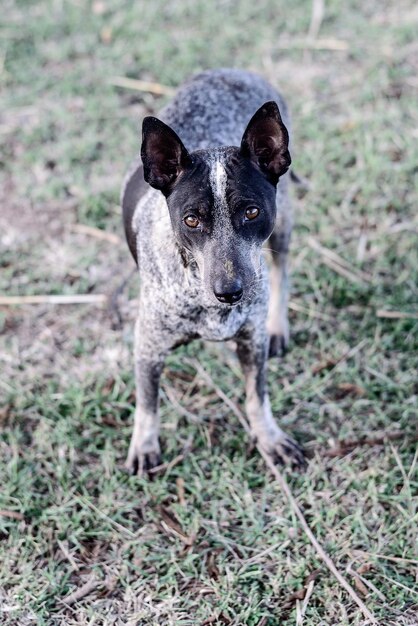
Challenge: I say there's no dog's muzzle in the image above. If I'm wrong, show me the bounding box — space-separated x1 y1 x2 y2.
213 277 243 304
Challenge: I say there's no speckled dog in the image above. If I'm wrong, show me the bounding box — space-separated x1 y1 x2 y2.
121 68 305 475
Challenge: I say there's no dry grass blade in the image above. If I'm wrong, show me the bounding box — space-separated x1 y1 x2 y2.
0 294 107 306
57 539 79 572
306 339 368 396
321 256 368 284
176 477 186 506
376 310 418 320
257 447 379 624
244 540 291 566
347 562 386 602
158 505 195 546
74 496 136 538
109 76 175 96
61 574 102 606
307 236 372 283
70 223 122 244
147 453 185 475
361 553 418 565
0 510 24 520
308 0 325 40
188 358 379 625
296 579 315 624
276 38 348 50
322 430 418 458
163 384 203 423
377 573 418 598
288 300 333 321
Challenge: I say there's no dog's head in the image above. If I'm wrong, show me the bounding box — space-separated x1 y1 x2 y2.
141 102 291 306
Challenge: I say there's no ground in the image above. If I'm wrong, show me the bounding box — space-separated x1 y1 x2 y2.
0 0 417 624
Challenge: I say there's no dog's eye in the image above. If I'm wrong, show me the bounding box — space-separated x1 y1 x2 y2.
184 215 200 228
244 207 260 221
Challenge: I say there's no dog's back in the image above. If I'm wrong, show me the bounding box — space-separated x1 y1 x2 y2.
160 68 290 149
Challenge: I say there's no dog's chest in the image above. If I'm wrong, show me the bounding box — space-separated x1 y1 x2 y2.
200 307 247 341
171 294 251 341
141 266 257 342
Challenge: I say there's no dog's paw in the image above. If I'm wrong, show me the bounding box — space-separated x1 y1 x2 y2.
259 432 306 470
125 443 162 476
268 333 289 358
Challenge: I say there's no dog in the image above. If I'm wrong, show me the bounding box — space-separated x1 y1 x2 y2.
121 68 305 475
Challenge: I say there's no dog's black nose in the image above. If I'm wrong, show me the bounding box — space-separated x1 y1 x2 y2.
214 279 243 304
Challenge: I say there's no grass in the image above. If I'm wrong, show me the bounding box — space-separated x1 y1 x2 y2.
0 0 417 624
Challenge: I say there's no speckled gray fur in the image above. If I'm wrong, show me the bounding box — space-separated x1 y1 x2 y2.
121 69 305 474
159 69 291 149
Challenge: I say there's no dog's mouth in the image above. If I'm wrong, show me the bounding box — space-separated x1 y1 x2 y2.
187 253 259 309
214 298 243 309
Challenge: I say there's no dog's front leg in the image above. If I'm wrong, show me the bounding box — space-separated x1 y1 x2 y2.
267 245 289 357
125 315 169 475
267 179 292 358
236 325 305 468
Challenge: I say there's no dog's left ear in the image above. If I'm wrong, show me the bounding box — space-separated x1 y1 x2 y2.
141 117 191 196
240 101 291 185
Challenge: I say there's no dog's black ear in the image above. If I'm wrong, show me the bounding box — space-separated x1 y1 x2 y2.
141 117 191 195
240 101 291 185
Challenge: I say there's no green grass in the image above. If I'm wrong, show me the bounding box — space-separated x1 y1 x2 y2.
1 0 417 624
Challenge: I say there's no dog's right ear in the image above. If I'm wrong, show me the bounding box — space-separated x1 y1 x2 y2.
141 117 191 195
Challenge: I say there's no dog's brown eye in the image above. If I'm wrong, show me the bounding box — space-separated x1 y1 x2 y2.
245 207 259 221
184 215 200 228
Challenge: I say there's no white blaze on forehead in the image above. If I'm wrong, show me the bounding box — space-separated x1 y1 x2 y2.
209 156 228 207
